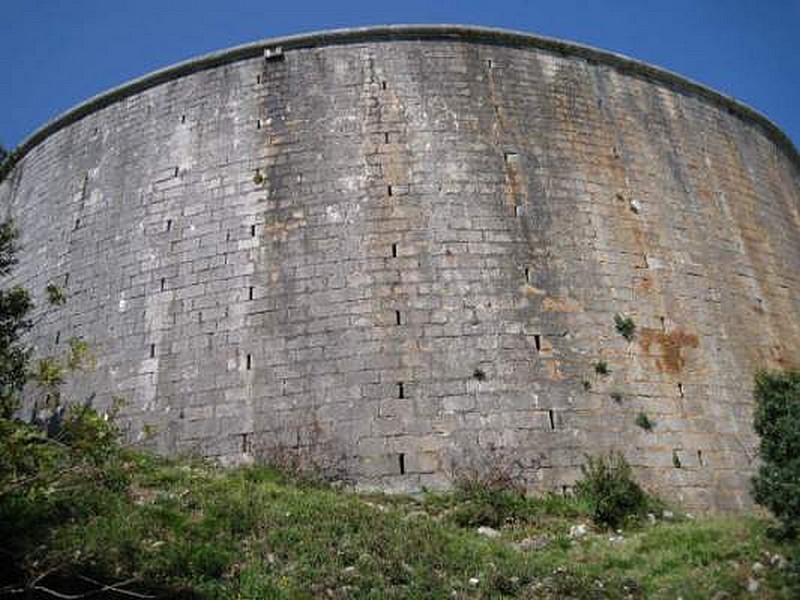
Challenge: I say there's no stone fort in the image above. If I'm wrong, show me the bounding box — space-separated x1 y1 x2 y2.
2 26 798 511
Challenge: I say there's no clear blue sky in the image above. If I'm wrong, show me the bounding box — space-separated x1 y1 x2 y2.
2 0 798 150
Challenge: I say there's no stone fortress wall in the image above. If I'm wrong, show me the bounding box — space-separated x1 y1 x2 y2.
2 26 799 510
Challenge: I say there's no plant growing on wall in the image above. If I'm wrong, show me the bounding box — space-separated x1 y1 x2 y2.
614 314 636 341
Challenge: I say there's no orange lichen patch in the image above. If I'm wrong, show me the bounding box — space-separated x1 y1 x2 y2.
542 296 583 313
521 284 545 296
638 328 699 374
638 275 654 292
545 359 564 381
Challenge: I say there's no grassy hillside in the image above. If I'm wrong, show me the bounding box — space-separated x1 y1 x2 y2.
2 449 797 599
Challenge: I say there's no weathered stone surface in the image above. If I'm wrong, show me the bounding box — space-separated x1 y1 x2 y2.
1 26 798 511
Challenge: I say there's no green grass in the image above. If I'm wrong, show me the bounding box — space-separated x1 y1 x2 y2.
6 452 799 598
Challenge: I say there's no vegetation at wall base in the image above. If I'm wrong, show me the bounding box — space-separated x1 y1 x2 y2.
1 449 798 599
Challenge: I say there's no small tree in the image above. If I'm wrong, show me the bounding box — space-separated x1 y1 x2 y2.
0 220 32 418
752 370 800 537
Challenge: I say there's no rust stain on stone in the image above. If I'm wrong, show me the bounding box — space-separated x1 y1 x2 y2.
542 296 583 313
639 328 699 374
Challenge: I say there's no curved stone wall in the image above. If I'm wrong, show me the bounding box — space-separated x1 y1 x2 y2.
2 26 799 510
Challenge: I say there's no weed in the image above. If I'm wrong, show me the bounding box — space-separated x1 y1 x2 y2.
593 360 610 376
635 412 655 431
252 171 264 185
582 378 592 391
614 314 636 341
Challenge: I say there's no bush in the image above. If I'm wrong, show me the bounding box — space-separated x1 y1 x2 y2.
752 370 800 538
574 452 650 529
614 314 636 341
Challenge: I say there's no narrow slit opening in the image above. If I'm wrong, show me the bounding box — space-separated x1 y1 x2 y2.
180 114 186 124
64 273 70 286
166 219 172 232
534 334 541 352
397 382 404 399
248 286 254 301
548 409 555 431
149 344 155 359
246 354 252 370
242 433 249 453
387 185 393 197
485 58 493 69
160 278 166 292
381 81 387 90
398 453 405 475
395 310 401 326
173 167 179 178
257 119 262 129
74 218 80 231
384 132 390 143
678 383 684 398
391 243 397 258
256 74 261 84
524 267 530 283
55 331 60 345
250 224 256 237
697 449 704 467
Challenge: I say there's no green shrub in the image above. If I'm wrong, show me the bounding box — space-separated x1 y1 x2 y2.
574 452 650 529
614 314 636 341
752 370 800 538
635 412 655 431
593 360 610 375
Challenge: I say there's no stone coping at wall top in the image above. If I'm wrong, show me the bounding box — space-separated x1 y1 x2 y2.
7 24 800 170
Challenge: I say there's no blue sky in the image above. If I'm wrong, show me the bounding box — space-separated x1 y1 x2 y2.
2 0 798 149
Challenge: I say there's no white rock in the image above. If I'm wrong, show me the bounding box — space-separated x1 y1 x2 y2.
468 577 480 586
477 526 500 538
662 510 674 520
752 561 765 573
569 523 588 539
746 577 759 593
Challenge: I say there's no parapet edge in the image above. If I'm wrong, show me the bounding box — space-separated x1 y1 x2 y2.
4 24 799 174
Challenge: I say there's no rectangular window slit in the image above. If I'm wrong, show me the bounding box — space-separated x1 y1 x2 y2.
160 278 166 292
524 267 530 283
485 58 493 69
55 331 60 345
397 382 404 399
180 114 186 124
149 344 156 358
395 310 401 326
250 224 256 237
381 81 387 90
504 152 518 164
257 119 262 129
391 243 397 258
398 453 406 475
248 286 254 301
256 74 261 84
166 219 172 232
548 409 555 431
534 334 541 352
74 218 80 230
384 132 390 143
173 167 179 178
697 449 704 466
387 185 393 197
64 273 70 286
242 433 249 453
246 354 252 370
678 383 684 398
